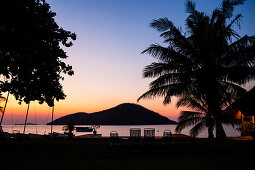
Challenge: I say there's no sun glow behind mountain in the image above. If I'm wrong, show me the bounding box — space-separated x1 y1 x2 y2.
1 94 180 124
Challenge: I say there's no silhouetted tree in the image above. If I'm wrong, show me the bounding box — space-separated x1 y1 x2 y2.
138 0 255 140
62 121 76 138
0 0 76 129
175 94 215 138
175 87 244 138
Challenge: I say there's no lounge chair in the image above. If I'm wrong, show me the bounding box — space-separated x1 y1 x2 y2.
162 129 172 142
110 131 120 144
129 128 141 142
144 128 155 142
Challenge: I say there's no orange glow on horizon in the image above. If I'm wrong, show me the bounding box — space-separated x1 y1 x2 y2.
1 93 181 124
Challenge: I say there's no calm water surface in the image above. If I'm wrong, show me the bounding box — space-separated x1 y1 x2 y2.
2 124 240 138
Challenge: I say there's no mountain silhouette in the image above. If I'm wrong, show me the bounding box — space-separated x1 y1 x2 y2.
47 103 177 125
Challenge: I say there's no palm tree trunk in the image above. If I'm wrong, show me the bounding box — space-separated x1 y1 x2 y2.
51 105 54 134
213 105 226 139
206 87 226 140
208 126 214 139
215 118 226 139
0 91 10 127
23 102 30 134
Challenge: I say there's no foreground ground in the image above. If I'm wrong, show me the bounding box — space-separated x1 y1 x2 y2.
1 137 255 170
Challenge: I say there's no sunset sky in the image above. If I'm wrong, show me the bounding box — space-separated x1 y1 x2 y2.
2 0 255 124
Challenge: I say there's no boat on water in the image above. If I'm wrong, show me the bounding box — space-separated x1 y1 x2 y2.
76 127 93 132
49 132 68 138
28 133 45 139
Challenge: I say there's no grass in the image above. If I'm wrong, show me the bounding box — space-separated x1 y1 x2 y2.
1 138 255 170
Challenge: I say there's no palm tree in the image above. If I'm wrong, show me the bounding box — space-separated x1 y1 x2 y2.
176 111 214 138
175 89 243 138
138 0 255 140
175 94 215 138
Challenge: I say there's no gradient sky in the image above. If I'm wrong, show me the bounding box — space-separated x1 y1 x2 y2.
2 0 255 124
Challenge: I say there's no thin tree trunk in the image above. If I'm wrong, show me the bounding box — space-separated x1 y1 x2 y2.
207 113 214 139
0 91 10 126
213 105 226 140
208 126 214 139
207 110 226 140
23 102 30 134
51 105 54 134
206 83 227 140
215 118 226 139
209 112 226 140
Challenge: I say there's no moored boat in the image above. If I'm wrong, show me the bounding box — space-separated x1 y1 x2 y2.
76 127 93 132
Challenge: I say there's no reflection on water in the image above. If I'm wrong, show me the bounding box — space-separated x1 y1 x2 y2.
2 124 240 138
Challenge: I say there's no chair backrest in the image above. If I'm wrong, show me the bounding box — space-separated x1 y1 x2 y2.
163 130 172 138
130 128 141 138
144 128 155 138
110 131 119 138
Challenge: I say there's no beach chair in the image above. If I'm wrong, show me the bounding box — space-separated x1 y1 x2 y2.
129 128 141 142
110 131 120 144
162 129 172 142
144 128 155 142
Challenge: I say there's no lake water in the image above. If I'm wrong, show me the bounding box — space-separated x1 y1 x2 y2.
2 124 241 138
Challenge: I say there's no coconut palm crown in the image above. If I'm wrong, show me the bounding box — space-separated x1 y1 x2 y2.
138 0 255 139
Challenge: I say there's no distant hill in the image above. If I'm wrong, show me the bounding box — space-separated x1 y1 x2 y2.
47 103 177 125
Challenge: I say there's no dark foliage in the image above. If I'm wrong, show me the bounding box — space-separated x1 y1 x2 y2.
138 0 255 139
62 121 76 138
175 89 243 138
227 86 255 116
0 0 76 106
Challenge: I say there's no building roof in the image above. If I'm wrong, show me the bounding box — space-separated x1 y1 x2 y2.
228 86 255 116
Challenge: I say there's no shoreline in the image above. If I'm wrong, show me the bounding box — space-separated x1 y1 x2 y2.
1 124 241 138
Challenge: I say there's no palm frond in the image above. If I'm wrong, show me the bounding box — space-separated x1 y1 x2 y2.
227 14 242 29
149 73 189 89
221 0 245 19
142 62 172 78
141 44 194 70
220 36 255 71
162 83 193 104
210 9 220 25
175 116 203 133
178 111 205 122
176 96 207 113
227 35 255 54
189 121 207 137
137 85 171 102
186 0 196 14
138 83 189 104
223 66 255 85
141 44 187 63
150 17 173 32
150 17 195 56
218 81 246 108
